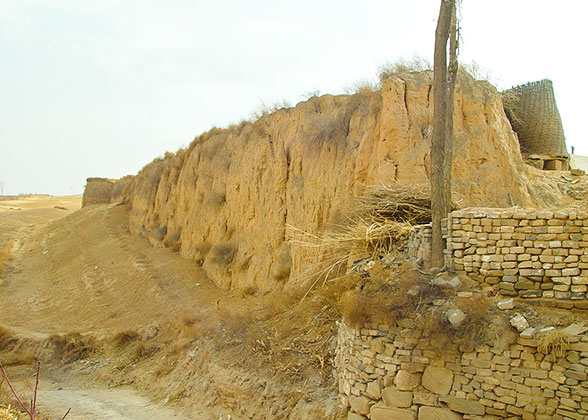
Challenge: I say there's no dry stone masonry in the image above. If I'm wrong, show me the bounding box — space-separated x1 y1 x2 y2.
336 321 588 420
447 208 588 309
407 224 432 267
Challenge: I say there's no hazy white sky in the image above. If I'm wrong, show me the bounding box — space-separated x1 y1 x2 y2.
1 0 587 196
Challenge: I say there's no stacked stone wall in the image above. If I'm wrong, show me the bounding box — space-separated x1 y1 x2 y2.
407 224 432 267
336 321 588 420
447 208 588 309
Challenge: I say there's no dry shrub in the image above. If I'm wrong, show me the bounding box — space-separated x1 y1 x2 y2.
0 246 13 277
0 327 15 350
0 353 36 368
208 244 236 266
152 225 167 242
337 263 443 329
249 99 291 123
378 56 432 82
453 295 495 345
132 342 158 361
290 216 413 292
289 183 457 294
163 229 182 253
344 80 379 96
49 333 96 362
111 331 138 348
537 329 570 359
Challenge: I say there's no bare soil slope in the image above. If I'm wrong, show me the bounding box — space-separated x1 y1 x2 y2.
0 198 342 420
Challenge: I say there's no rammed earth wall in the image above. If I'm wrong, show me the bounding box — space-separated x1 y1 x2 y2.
446 208 588 309
335 321 588 420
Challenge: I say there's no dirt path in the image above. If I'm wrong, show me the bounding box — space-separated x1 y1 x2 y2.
37 382 187 420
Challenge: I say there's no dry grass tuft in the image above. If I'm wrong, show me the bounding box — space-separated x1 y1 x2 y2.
0 327 15 351
537 329 570 359
49 333 96 362
344 80 379 96
111 331 138 348
0 404 22 420
378 56 432 82
0 246 13 277
337 263 444 329
208 244 236 266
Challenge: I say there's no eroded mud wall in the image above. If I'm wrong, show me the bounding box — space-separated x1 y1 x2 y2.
125 72 560 291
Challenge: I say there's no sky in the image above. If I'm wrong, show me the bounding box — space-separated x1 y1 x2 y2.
1 0 587 196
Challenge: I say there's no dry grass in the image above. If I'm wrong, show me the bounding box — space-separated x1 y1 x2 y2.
49 333 96 362
111 331 138 348
289 183 452 293
378 56 432 83
355 183 461 224
537 329 570 359
336 263 444 329
208 244 236 266
0 403 22 420
344 80 379 96
0 246 13 277
0 328 15 351
289 216 412 295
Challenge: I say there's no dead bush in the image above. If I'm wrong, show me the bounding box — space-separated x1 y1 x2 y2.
337 263 443 329
537 329 570 359
0 327 16 350
163 229 182 252
152 225 167 242
132 342 159 361
111 331 139 348
49 333 96 362
208 244 236 266
378 56 432 82
250 100 291 121
344 80 379 96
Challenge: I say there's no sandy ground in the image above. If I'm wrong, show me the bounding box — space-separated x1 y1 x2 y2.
0 196 340 420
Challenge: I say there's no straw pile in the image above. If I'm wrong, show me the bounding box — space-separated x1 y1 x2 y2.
290 183 447 290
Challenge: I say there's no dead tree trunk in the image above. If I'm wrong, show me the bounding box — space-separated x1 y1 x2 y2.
445 4 458 216
431 0 456 269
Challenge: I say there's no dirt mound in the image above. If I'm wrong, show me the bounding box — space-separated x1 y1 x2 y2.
123 72 563 292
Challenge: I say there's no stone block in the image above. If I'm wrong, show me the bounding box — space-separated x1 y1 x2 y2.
440 396 485 415
365 379 382 399
418 407 462 420
348 412 367 420
496 298 514 310
349 395 371 415
371 403 416 420
422 366 454 395
394 370 420 391
381 388 413 408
